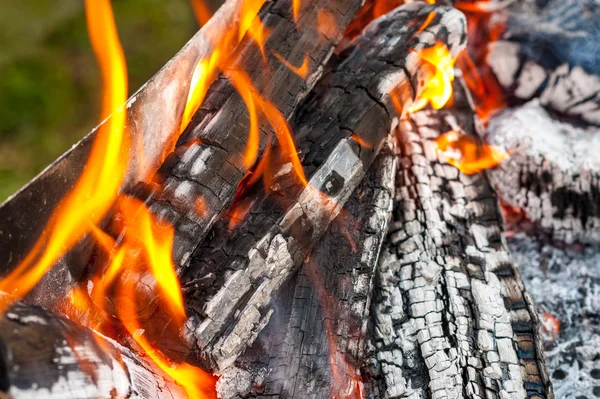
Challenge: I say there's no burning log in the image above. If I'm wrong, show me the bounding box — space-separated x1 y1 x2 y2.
0 302 190 399
363 96 552 397
509 233 600 399
486 0 600 125
128 0 364 270
216 145 396 398
485 100 600 246
173 3 467 372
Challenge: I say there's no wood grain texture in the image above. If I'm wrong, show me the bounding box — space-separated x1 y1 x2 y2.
0 302 185 399
173 3 467 372
363 105 552 398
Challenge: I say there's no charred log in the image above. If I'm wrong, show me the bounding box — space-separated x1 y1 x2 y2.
0 302 188 399
509 232 600 399
486 0 600 125
485 100 600 246
215 144 396 399
173 3 467 372
363 107 552 398
126 0 364 270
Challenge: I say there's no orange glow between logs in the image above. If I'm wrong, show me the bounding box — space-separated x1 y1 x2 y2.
0 0 129 314
435 130 508 175
408 42 457 113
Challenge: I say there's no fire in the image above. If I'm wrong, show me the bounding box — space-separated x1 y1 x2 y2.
191 0 213 26
408 42 457 113
435 130 508 175
273 52 310 79
0 0 129 313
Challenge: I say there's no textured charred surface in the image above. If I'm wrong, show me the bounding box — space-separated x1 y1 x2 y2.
364 108 552 399
176 4 467 372
0 302 186 399
486 100 600 246
487 0 600 125
215 148 396 399
509 232 600 399
128 0 363 270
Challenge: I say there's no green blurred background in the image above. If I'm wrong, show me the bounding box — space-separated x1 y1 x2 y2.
0 0 221 202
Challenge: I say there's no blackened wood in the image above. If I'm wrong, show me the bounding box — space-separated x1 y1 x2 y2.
485 100 600 246
130 0 364 270
364 108 553 398
0 302 187 399
509 232 600 399
176 3 467 372
216 145 396 399
486 0 600 125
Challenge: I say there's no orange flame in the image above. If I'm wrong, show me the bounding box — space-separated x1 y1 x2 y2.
293 0 301 22
273 52 310 79
190 0 213 27
350 132 373 149
408 42 457 113
435 130 508 174
0 0 129 313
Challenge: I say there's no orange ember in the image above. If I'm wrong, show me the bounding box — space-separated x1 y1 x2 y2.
0 0 129 313
435 130 508 175
408 42 457 113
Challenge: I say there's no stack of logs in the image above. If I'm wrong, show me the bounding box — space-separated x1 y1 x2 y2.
3 0 600 397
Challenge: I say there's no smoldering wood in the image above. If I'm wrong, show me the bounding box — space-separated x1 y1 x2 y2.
508 232 600 399
363 108 552 398
170 3 467 373
214 145 396 399
486 0 600 125
124 0 364 271
485 100 600 246
0 302 187 399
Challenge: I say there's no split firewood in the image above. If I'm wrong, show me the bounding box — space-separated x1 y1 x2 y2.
485 100 600 246
215 144 396 399
486 0 600 125
126 0 364 269
509 232 600 399
0 302 188 399
168 3 467 372
363 107 552 397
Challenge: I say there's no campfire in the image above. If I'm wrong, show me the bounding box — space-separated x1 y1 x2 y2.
0 0 598 397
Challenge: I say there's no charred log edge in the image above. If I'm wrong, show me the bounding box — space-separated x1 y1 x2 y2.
118 0 365 272
0 302 187 399
215 147 396 399
485 99 600 246
363 108 552 398
169 4 467 372
487 40 600 126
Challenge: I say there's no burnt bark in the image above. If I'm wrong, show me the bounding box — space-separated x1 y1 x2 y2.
0 302 188 399
485 100 600 246
127 0 364 269
173 3 467 372
214 144 396 399
363 107 552 397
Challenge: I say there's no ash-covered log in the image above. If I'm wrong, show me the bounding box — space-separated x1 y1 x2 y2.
509 232 600 399
486 0 600 125
485 100 600 246
171 3 467 372
0 302 190 399
215 143 396 399
363 100 552 397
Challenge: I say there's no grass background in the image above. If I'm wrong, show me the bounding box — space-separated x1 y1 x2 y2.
0 0 221 201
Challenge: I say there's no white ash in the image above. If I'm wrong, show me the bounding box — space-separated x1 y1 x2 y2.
509 232 600 398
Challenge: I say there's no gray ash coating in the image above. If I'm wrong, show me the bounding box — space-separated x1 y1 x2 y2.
509 232 600 398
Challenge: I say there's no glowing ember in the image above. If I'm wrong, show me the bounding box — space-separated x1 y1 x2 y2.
435 130 508 175
0 0 129 314
408 41 457 113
